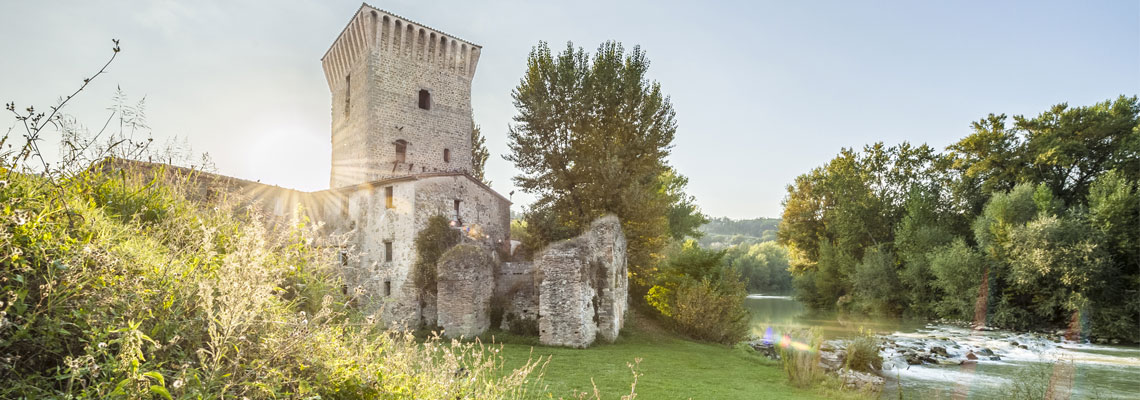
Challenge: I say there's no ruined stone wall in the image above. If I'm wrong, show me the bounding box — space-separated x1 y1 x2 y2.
436 244 494 338
536 215 628 348
325 5 481 188
586 216 628 342
496 262 538 330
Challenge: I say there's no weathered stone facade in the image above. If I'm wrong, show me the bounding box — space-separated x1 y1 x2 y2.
324 4 480 188
536 215 629 348
436 245 495 338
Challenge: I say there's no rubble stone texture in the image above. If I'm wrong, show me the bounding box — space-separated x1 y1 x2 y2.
436 245 494 338
537 215 628 348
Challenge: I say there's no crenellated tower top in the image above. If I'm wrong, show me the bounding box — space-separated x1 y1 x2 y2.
323 3 482 188
321 3 482 90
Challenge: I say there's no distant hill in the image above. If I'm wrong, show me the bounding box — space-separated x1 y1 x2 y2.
697 217 780 248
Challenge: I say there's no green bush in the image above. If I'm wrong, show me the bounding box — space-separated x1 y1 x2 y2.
843 330 882 373
645 241 750 344
668 277 750 344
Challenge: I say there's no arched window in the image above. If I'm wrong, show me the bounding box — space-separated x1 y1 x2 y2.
418 89 431 110
443 148 450 163
394 139 407 163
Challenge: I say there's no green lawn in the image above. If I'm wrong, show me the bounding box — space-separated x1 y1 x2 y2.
486 312 847 400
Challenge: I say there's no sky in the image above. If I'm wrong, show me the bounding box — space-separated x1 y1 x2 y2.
2 0 1137 219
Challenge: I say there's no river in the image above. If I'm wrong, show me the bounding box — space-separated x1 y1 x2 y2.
744 294 1140 399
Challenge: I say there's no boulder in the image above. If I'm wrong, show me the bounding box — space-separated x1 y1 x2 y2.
931 346 950 357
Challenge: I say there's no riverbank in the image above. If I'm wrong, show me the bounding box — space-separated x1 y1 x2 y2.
744 294 1140 399
487 311 866 399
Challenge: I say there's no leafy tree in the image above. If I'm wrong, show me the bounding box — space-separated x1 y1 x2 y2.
894 186 957 317
851 246 902 316
471 123 490 185
723 241 793 293
929 239 986 320
505 41 689 294
1086 170 1140 341
776 97 1140 341
662 169 709 241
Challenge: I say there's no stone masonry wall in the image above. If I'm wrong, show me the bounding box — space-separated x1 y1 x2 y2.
436 244 494 338
325 5 481 188
536 215 628 348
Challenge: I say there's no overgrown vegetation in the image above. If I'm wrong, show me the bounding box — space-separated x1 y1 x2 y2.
412 214 461 317
644 241 750 344
778 97 1140 342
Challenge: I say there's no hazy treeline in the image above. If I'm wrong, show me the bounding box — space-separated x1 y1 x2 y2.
697 217 780 248
778 96 1139 342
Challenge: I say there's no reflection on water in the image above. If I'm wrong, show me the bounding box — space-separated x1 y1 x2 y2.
744 294 1140 399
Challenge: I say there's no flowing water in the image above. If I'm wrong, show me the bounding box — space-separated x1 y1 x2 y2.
745 294 1140 399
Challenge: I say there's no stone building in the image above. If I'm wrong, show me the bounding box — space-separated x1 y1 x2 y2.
317 3 509 326
109 3 627 346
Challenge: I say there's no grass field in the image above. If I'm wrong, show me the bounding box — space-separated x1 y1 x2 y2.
486 311 852 400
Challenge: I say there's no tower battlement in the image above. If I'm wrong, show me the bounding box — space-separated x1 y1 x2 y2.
323 3 481 188
320 3 482 91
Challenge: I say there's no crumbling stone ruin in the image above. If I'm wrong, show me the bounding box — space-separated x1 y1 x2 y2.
536 216 629 348
436 245 495 337
104 4 628 347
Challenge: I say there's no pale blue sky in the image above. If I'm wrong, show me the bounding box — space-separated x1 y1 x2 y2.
2 1 1137 218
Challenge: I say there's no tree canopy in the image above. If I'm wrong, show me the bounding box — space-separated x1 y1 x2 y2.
778 96 1139 342
506 41 705 293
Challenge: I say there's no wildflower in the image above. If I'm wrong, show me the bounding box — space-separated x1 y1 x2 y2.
97 342 108 349
172 379 184 389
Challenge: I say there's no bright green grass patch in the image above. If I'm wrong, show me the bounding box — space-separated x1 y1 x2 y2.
489 312 855 400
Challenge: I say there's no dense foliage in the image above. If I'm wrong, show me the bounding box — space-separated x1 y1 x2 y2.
505 41 706 295
644 241 750 344
723 241 794 293
778 96 1140 342
0 168 544 398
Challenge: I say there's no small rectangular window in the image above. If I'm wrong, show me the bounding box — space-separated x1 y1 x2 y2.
418 89 431 110
384 280 392 296
339 249 349 267
384 241 393 262
385 186 394 209
340 196 349 219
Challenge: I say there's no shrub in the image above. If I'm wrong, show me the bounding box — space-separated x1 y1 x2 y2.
843 329 882 373
668 277 750 344
646 240 750 344
778 328 825 388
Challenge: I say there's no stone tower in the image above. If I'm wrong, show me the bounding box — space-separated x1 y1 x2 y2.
322 3 482 188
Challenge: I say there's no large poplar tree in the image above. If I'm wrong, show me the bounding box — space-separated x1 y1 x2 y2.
506 41 702 293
